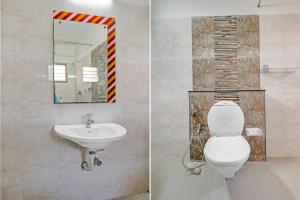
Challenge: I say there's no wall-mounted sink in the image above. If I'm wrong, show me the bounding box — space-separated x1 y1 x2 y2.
54 123 127 150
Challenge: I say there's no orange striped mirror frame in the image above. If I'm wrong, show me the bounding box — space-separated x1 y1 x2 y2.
53 10 116 103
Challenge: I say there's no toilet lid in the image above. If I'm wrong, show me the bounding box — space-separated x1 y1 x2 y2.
207 101 244 136
204 136 250 165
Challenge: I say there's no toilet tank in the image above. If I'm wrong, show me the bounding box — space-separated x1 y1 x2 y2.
207 101 244 137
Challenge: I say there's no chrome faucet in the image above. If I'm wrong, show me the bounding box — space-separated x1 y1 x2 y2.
84 113 94 128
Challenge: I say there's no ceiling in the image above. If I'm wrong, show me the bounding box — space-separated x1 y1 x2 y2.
152 0 300 17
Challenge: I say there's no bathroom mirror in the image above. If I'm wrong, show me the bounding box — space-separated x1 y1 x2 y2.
52 11 116 103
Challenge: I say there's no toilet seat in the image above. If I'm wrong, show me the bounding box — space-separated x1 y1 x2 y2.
204 136 250 166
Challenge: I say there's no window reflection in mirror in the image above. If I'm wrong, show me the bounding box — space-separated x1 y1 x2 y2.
54 64 67 82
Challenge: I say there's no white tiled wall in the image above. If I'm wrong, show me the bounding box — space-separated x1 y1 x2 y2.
151 17 192 172
260 14 300 157
1 0 149 199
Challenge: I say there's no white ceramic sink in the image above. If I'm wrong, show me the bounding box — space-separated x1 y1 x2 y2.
54 123 127 150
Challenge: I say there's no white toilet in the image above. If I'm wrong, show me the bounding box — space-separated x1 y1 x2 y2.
204 101 250 178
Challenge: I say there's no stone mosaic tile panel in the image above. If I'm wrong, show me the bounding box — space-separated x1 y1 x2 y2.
212 16 240 103
191 15 264 161
238 57 260 89
192 17 215 90
192 17 214 59
240 91 266 161
91 41 108 102
237 16 260 89
192 58 215 90
190 91 266 161
192 15 260 91
189 92 214 161
213 16 239 92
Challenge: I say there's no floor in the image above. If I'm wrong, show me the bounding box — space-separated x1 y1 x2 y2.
152 156 300 200
114 193 149 200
